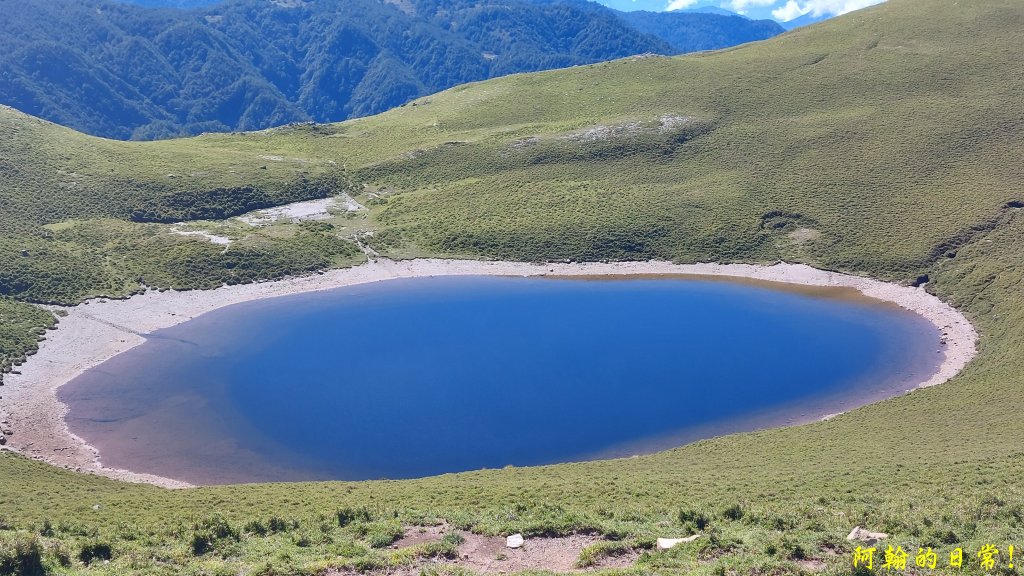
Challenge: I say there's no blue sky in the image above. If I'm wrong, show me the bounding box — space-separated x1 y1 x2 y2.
594 0 886 22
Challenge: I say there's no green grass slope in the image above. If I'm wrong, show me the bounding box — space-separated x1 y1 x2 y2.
1 0 1023 574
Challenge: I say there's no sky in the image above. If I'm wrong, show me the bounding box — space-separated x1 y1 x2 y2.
594 0 886 22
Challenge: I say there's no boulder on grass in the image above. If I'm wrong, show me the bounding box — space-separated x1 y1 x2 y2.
846 526 888 545
506 534 524 549
657 535 700 550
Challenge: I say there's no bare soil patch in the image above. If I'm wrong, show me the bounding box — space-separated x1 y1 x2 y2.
458 532 638 573
391 524 447 549
332 529 638 575
796 559 827 571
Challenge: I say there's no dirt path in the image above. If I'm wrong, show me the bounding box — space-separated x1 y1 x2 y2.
331 527 639 575
456 532 636 573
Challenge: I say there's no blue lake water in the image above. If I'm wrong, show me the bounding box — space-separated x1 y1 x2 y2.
61 275 941 485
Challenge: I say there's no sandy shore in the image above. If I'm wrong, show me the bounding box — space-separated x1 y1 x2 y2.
0 259 978 488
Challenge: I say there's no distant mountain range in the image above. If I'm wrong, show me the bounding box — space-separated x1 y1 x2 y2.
0 0 782 140
680 6 740 16
116 0 218 6
778 11 829 30
617 10 781 50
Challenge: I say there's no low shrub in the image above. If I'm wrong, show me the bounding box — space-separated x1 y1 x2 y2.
0 536 45 576
440 532 464 547
365 521 403 549
337 507 372 528
268 516 293 534
244 520 268 536
78 541 112 565
721 504 744 522
420 532 465 559
679 508 710 531
781 537 806 560
577 540 635 568
190 515 239 556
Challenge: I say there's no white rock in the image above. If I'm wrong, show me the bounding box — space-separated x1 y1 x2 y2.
506 534 525 548
657 535 700 550
846 526 888 543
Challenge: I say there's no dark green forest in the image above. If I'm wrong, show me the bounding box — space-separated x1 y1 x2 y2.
0 0 781 140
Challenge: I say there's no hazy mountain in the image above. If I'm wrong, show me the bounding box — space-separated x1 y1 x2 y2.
588 0 664 10
680 6 741 17
780 11 829 29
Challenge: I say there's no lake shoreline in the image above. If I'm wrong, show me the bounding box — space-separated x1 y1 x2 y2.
0 259 978 489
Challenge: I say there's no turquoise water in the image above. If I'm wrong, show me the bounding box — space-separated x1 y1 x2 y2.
61 276 940 485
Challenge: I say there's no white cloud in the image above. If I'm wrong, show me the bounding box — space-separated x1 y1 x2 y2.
771 0 886 20
665 0 698 10
726 0 777 14
771 0 808 20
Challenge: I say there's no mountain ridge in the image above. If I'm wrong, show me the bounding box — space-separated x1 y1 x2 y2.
0 0 782 140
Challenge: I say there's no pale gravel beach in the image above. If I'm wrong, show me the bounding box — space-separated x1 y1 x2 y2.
0 259 978 489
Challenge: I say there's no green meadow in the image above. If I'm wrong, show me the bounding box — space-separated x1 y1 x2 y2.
1 0 1023 573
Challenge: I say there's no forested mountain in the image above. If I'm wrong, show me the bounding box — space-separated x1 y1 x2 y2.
117 0 217 6
0 0 782 139
617 10 784 51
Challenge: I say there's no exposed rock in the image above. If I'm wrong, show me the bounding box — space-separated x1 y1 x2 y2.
657 535 700 550
506 534 525 549
509 136 540 149
658 114 696 132
846 526 888 544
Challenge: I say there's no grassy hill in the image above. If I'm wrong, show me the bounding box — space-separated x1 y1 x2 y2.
1 0 1023 574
